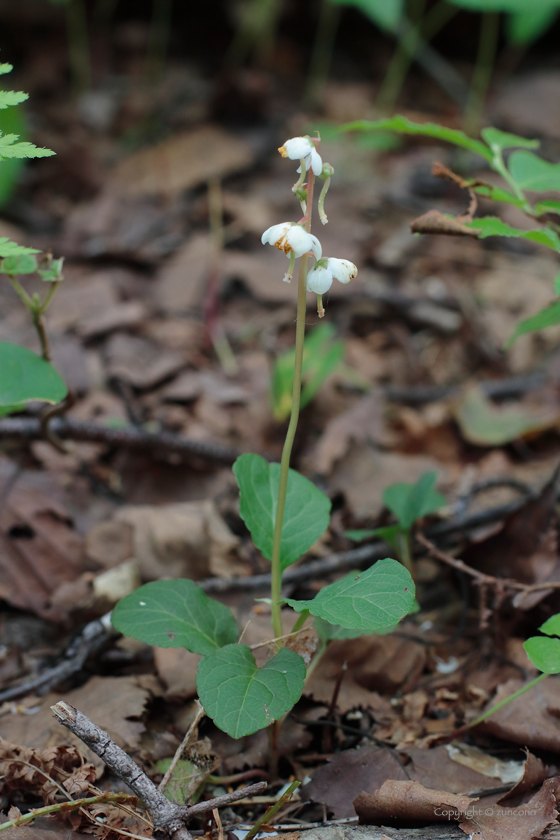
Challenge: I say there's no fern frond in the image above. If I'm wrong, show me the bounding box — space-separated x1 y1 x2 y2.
0 237 40 257
0 133 56 160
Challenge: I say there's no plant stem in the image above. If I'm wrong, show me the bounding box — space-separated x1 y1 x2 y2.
304 639 329 683
146 0 173 82
376 0 426 113
291 609 310 634
451 671 548 738
0 792 133 832
463 11 499 136
65 0 92 92
269 170 316 642
244 780 300 840
398 529 414 577
304 0 341 107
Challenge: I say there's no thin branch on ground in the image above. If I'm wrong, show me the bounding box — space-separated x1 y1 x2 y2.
418 533 560 595
0 417 242 463
51 701 267 840
159 701 206 794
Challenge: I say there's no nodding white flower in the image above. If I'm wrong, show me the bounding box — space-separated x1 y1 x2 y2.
261 222 322 259
306 258 358 294
278 136 323 177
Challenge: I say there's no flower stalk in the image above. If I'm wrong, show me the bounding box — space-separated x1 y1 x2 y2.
270 167 317 641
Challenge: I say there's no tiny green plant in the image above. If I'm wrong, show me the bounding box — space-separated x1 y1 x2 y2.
0 64 67 415
271 322 345 421
451 612 560 736
112 134 417 741
346 471 445 575
341 115 560 345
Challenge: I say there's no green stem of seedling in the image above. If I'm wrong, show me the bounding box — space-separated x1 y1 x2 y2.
7 275 33 310
0 792 133 832
244 780 300 840
147 0 173 82
270 170 316 643
291 609 310 634
65 0 92 92
398 529 414 578
463 11 499 137
376 0 426 114
451 671 548 739
305 639 329 683
304 0 341 107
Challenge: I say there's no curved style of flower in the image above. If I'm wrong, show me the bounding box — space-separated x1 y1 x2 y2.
278 136 323 177
306 257 358 294
261 222 322 283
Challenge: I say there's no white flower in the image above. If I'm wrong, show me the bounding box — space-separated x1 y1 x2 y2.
278 136 323 176
306 258 358 294
261 222 322 259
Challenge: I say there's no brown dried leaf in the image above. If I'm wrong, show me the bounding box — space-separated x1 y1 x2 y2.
410 210 480 238
497 750 548 804
354 780 476 825
310 390 387 476
477 677 560 752
111 125 254 198
459 777 560 840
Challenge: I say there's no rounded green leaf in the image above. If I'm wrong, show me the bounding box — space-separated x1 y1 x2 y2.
539 613 560 637
0 341 67 408
196 644 305 738
111 580 238 655
508 151 560 193
383 472 445 530
233 453 331 571
286 558 415 631
523 637 560 674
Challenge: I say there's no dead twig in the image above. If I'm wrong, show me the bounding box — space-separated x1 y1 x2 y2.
51 701 267 840
418 534 560 596
0 417 242 464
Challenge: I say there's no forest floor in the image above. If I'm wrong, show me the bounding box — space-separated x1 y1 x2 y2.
2 5 560 839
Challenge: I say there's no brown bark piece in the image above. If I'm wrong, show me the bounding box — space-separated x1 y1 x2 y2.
354 780 476 826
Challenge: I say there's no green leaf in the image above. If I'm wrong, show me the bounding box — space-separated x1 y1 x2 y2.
0 238 40 258
285 558 415 632
271 324 344 421
463 216 560 252
345 528 380 542
0 64 14 76
155 759 202 804
508 151 560 193
314 616 395 641
383 472 445 531
0 91 28 109
328 0 403 32
448 0 556 10
38 257 64 282
340 115 493 162
1 254 38 274
0 97 28 206
480 126 540 152
196 644 305 738
539 613 560 637
0 133 55 160
0 342 67 408
471 182 526 207
506 299 560 346
453 384 555 444
111 580 238 655
523 637 560 673
233 453 331 571
507 6 560 45
554 271 560 297
534 200 560 216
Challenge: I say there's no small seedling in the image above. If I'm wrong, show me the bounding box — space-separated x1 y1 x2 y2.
451 613 560 736
271 323 344 421
0 64 67 414
341 115 560 345
112 135 417 741
347 471 445 574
